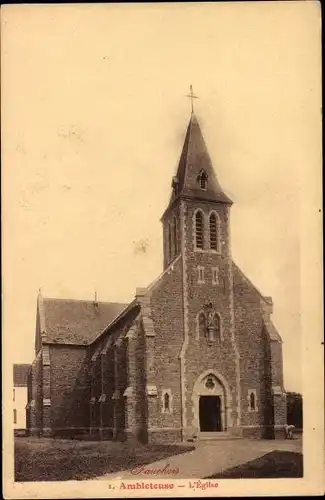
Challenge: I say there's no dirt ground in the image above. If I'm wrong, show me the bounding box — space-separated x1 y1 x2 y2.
14 437 194 481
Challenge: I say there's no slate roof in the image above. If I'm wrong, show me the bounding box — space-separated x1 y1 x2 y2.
233 262 268 302
164 113 232 214
42 298 128 345
13 364 31 386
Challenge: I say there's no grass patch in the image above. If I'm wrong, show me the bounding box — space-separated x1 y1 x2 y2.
15 437 193 481
207 451 303 479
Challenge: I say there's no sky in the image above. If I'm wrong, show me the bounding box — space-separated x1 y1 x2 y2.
2 2 322 393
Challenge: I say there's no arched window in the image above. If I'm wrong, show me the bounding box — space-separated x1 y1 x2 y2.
173 216 178 255
162 389 172 413
247 389 258 412
198 312 206 338
164 393 170 412
195 210 204 249
209 212 220 251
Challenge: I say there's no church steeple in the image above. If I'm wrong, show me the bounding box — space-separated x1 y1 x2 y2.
161 106 233 270
166 112 232 213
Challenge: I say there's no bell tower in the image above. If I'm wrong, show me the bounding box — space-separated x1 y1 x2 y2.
161 109 233 270
161 99 241 437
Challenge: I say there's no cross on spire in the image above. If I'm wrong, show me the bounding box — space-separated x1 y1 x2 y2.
186 85 198 114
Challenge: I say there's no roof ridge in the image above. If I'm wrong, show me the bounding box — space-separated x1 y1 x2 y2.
40 298 131 346
43 296 127 305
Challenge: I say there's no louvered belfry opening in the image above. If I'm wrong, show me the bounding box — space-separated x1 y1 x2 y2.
209 212 217 250
195 210 204 249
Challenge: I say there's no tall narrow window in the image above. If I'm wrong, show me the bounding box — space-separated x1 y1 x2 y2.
13 388 15 402
197 266 205 283
198 312 206 338
198 169 208 190
173 216 178 255
209 212 219 250
164 393 170 412
13 409 17 424
248 390 258 412
168 222 172 261
200 176 207 189
214 313 221 340
162 390 172 413
212 266 219 285
195 211 204 249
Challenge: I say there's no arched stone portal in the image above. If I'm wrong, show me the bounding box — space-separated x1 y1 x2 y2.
191 370 232 434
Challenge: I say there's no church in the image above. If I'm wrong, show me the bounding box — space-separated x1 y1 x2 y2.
26 107 287 443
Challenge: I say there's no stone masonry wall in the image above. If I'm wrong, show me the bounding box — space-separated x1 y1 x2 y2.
101 342 115 438
26 368 32 433
149 252 184 440
232 265 286 437
29 351 43 436
183 199 239 436
88 305 141 440
232 266 268 430
270 341 287 436
49 344 90 436
133 322 148 442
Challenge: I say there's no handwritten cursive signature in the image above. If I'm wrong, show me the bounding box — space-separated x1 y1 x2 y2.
130 463 179 475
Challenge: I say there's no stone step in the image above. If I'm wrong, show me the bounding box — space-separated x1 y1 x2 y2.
199 432 242 441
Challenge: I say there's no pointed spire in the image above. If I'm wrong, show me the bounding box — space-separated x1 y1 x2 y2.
168 113 232 209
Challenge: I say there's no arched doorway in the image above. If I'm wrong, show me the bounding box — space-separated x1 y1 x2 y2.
192 370 231 434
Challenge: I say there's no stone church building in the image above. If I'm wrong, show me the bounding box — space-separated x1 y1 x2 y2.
27 111 287 443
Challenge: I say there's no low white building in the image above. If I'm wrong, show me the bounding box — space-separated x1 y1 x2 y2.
13 364 30 433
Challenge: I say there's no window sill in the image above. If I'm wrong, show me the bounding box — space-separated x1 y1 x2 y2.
194 248 222 255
